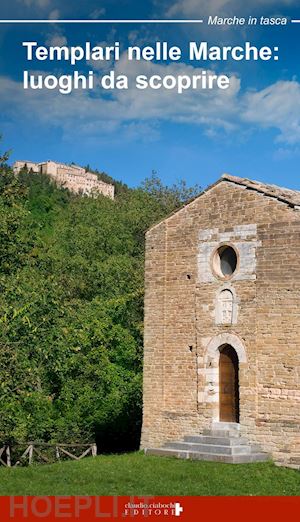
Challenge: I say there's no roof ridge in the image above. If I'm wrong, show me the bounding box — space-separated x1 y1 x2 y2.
146 174 300 233
222 172 300 192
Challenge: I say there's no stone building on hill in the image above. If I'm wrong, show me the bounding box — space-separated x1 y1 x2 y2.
13 160 114 199
142 174 300 467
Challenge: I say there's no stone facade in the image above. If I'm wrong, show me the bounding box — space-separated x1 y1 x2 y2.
141 174 300 468
13 160 114 199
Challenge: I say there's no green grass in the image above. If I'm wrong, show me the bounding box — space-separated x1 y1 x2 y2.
0 452 299 495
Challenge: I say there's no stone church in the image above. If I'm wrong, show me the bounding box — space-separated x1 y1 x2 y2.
141 174 300 467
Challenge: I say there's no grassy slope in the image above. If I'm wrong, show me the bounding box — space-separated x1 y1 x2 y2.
0 453 299 496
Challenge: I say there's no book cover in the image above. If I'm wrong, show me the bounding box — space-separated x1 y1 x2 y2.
0 1 299 520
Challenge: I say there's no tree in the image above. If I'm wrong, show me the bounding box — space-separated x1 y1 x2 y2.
0 154 200 450
0 135 10 166
141 171 201 213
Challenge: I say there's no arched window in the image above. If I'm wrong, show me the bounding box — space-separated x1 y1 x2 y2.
216 289 234 325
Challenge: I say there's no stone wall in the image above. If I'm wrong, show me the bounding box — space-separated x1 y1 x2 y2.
141 180 300 467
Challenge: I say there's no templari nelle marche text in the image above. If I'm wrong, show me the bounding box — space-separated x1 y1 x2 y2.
22 40 280 95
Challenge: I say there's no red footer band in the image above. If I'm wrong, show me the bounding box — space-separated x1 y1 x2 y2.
0 496 298 521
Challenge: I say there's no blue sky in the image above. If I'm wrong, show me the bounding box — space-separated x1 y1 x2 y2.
0 1 300 190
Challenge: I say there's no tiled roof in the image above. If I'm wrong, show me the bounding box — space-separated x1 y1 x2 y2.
222 174 300 208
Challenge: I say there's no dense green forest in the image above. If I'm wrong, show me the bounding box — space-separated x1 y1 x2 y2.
0 144 200 452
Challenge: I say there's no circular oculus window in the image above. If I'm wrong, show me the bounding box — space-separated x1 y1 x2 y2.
213 245 238 279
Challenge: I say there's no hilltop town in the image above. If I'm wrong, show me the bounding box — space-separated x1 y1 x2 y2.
13 160 114 199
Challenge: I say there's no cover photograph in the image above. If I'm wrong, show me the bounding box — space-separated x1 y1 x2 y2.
0 1 299 520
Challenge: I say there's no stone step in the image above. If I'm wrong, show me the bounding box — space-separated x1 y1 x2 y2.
145 447 269 464
202 429 240 438
144 423 269 464
212 422 240 431
163 441 252 455
183 435 249 446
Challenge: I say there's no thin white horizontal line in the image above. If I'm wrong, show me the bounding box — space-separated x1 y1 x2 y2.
291 19 300 23
0 19 204 24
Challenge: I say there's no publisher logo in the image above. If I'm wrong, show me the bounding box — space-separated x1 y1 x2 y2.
10 497 184 519
123 501 184 517
174 503 183 517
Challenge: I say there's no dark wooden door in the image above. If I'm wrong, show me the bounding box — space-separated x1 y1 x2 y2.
219 345 239 423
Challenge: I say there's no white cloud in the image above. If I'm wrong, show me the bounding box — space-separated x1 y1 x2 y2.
48 8 60 20
0 56 240 144
89 8 106 20
18 0 51 7
45 33 67 46
87 30 117 72
128 29 161 46
112 54 241 129
166 0 298 17
274 146 300 159
242 81 300 144
1 54 300 145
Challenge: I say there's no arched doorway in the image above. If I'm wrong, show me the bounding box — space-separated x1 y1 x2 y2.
219 344 239 423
